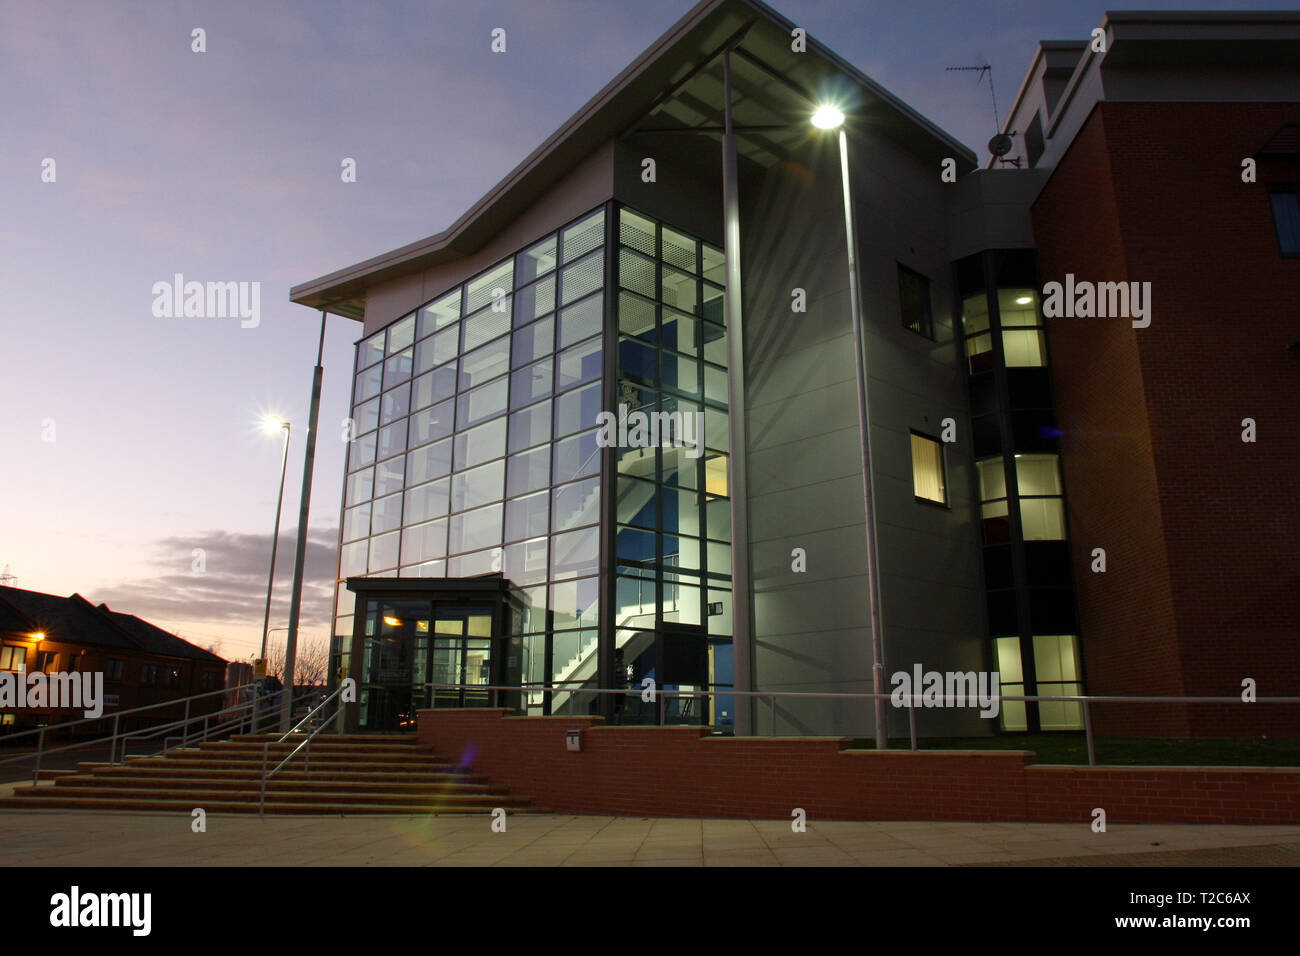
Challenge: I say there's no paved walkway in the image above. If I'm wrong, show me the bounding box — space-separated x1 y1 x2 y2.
1 810 1298 866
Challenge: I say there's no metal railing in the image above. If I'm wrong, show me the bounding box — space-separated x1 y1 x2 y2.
0 681 274 783
422 682 1300 766
0 681 326 784
258 681 349 816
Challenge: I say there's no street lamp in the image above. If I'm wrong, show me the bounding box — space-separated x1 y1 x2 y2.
259 417 292 666
814 103 888 750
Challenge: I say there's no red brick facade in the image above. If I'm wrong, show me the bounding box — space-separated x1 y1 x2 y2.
420 709 1300 824
1032 102 1300 736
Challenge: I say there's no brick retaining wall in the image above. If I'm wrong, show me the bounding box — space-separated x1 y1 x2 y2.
419 709 1300 824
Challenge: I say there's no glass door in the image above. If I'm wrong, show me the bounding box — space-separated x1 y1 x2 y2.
426 605 494 708
358 600 430 731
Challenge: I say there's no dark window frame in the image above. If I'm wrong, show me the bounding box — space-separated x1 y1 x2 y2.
897 263 935 339
1267 183 1300 258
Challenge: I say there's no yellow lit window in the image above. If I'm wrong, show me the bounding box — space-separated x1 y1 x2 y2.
910 433 946 505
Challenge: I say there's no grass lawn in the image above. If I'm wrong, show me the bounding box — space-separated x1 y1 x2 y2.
846 734 1300 767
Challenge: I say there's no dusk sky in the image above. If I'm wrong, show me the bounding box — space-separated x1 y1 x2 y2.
2 0 1286 664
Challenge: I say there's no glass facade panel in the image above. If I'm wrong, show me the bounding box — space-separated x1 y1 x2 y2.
407 438 451 486
412 362 457 411
465 262 514 314
456 376 508 428
448 504 503 555
558 294 603 349
512 317 553 366
505 491 549 542
508 400 550 453
556 336 602 391
459 337 511 389
450 460 505 512
453 417 506 470
418 291 460 338
404 478 450 525
517 235 557 285
510 359 552 409
334 205 732 727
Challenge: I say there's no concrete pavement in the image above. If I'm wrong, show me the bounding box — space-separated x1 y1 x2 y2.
1 809 1298 866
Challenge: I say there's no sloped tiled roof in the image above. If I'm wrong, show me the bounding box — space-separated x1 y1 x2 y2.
0 585 226 665
0 587 138 650
99 607 226 664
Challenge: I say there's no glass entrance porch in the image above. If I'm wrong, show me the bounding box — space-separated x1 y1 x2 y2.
343 576 519 732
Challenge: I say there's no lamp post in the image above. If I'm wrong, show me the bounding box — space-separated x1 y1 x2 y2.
813 104 889 750
259 418 292 664
256 417 290 734
280 311 328 732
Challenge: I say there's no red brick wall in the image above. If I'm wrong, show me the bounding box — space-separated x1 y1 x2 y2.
419 709 1300 824
1032 102 1300 736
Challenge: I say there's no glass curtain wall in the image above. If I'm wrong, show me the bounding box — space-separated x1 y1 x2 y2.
329 203 734 731
612 207 733 730
960 276 1083 732
331 207 607 715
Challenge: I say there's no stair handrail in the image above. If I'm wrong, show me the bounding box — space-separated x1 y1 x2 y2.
258 681 349 816
0 681 267 783
157 688 321 753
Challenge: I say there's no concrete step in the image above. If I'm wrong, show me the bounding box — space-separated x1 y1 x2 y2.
12 784 526 808
162 750 447 766
230 734 416 744
199 740 425 755
78 766 486 785
0 795 539 815
57 775 502 795
93 757 456 774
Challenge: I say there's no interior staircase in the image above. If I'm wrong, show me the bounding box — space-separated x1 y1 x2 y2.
2 734 533 815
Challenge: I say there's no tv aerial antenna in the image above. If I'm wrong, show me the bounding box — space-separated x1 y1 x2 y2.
946 63 1020 166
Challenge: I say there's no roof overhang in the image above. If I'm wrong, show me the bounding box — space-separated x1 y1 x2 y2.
290 0 976 322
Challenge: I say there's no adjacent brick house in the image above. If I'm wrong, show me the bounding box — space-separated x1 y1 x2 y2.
0 586 228 737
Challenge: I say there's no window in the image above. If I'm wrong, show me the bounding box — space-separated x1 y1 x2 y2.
977 457 1011 544
898 265 933 338
0 645 25 671
163 667 181 688
1269 187 1300 256
994 635 1083 732
910 432 947 505
1023 113 1045 168
105 659 124 682
1016 454 1066 540
141 664 158 686
978 454 1066 541
961 289 1047 373
200 670 218 691
36 650 57 671
66 654 79 672
1033 635 1083 729
998 290 1047 367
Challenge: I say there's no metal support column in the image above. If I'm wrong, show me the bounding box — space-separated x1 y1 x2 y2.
837 128 888 750
721 50 754 735
281 311 327 732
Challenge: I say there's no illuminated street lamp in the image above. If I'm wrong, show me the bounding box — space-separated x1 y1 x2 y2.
814 103 888 750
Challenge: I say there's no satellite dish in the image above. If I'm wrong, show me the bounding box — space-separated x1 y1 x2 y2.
988 133 1014 158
